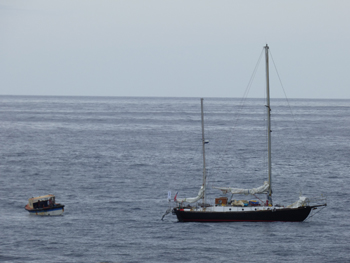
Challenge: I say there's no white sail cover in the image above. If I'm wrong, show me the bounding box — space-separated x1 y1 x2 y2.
175 186 205 203
213 181 269 195
287 196 309 208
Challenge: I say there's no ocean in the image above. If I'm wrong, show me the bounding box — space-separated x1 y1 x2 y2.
0 96 349 263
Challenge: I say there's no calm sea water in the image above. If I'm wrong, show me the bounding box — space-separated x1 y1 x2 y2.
0 96 349 263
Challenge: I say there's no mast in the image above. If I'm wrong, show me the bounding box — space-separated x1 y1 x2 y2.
265 44 273 205
201 98 207 204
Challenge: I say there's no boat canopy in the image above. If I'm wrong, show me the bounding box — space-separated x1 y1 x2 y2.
213 181 269 195
175 186 205 203
28 195 55 208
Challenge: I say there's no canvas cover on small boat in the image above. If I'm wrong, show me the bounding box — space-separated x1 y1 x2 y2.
213 181 269 195
28 195 55 208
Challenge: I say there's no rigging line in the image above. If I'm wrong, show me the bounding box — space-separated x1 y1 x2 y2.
238 48 265 111
269 50 308 154
269 51 310 193
210 48 265 182
253 194 264 203
218 48 265 163
304 206 326 221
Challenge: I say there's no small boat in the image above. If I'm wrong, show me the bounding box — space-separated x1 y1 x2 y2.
25 194 65 216
170 45 326 222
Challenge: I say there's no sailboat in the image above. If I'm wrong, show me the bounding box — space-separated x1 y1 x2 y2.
171 45 326 222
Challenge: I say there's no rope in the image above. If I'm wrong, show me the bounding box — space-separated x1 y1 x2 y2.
215 47 265 167
269 50 308 154
269 50 309 193
253 194 265 203
304 205 326 221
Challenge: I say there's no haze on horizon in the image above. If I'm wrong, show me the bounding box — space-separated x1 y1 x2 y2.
1 0 349 99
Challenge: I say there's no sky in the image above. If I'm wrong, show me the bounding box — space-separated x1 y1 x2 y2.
1 0 349 99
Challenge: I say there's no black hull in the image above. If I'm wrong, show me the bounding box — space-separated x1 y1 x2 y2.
173 206 313 222
25 204 65 212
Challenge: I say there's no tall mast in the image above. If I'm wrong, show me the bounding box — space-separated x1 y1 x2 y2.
201 98 207 203
265 44 273 204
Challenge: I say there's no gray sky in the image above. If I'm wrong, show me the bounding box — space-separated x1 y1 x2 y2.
1 0 349 99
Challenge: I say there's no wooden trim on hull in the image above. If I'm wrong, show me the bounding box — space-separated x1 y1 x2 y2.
174 206 312 222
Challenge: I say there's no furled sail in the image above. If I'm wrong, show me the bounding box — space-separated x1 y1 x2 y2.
175 186 205 203
287 196 309 208
213 181 269 195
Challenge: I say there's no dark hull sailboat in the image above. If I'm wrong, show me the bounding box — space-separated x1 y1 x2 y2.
168 45 326 223
173 205 325 222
